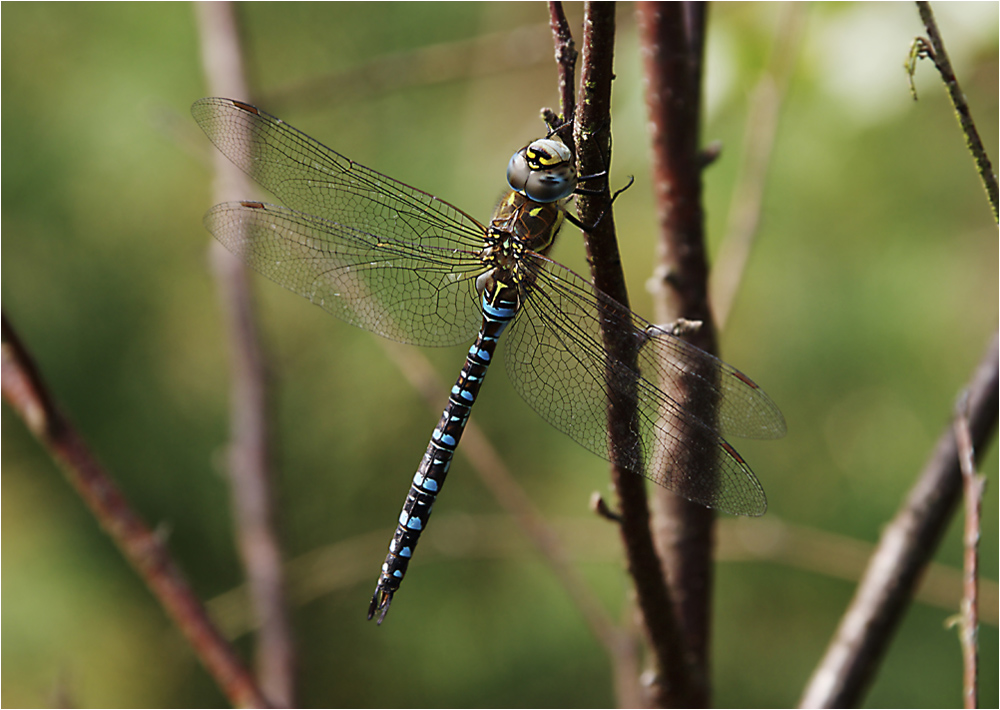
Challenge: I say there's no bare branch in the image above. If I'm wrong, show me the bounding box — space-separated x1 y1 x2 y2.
194 3 296 705
954 393 985 709
800 332 998 708
1 313 271 709
548 1 578 127
718 517 999 626
572 2 702 706
911 1 999 222
637 1 720 705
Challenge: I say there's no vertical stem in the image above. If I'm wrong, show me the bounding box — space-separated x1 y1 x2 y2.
575 3 697 706
637 2 715 705
953 395 983 709
548 1 578 125
194 3 296 705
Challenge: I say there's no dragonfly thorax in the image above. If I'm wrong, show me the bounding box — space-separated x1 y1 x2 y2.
478 220 529 296
506 138 577 203
485 190 566 262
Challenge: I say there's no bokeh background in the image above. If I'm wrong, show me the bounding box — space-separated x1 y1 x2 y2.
3 2 997 707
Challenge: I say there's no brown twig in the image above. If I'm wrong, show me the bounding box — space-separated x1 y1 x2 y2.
547 1 578 129
1 313 271 709
954 393 985 709
574 3 699 707
637 2 719 705
800 332 998 708
591 492 623 523
911 1 999 222
194 3 296 705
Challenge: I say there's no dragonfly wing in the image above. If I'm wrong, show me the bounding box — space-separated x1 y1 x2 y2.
503 255 784 516
192 98 487 266
637 323 787 440
205 201 484 346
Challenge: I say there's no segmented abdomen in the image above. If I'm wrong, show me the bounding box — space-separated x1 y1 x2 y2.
368 284 518 623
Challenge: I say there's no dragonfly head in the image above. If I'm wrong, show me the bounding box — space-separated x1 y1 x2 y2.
506 138 577 203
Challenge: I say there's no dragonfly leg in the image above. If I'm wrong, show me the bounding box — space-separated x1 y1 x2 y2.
564 175 635 232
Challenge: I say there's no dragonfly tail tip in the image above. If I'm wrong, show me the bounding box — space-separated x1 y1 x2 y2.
368 589 393 624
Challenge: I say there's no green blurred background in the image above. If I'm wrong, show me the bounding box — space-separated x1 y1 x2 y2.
3 2 997 707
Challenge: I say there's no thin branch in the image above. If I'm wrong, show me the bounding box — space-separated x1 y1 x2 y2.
194 3 296 705
911 1 999 222
1 313 271 709
800 332 998 708
637 2 719 705
954 393 985 709
547 1 578 128
711 2 807 330
574 3 699 707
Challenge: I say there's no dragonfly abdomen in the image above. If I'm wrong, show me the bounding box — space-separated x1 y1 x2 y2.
368 283 518 623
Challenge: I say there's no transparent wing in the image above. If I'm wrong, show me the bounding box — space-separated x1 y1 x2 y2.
205 201 485 346
504 255 786 516
193 97 491 345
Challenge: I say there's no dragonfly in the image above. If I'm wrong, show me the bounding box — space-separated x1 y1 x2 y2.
192 97 786 624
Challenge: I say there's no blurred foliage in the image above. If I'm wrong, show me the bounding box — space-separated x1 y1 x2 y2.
2 2 997 707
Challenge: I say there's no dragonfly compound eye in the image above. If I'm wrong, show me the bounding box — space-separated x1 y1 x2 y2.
506 138 577 203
